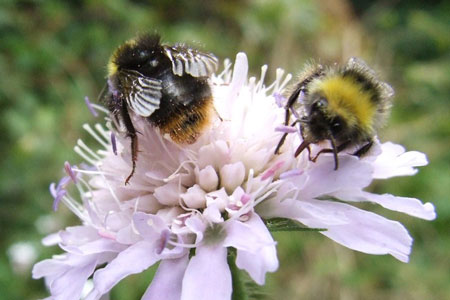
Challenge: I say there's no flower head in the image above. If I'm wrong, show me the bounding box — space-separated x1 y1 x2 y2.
33 53 435 300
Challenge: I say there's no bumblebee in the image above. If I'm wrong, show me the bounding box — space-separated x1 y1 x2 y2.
275 57 394 169
103 34 218 184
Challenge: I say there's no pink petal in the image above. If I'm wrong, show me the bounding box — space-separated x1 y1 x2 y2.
235 214 278 284
141 255 189 300
331 190 436 220
91 240 160 295
181 245 231 300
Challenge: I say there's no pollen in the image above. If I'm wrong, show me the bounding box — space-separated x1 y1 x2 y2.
317 76 376 130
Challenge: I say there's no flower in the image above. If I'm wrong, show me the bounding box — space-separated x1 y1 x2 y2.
33 53 435 300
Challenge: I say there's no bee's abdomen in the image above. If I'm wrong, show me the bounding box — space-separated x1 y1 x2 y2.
152 95 214 144
148 76 213 144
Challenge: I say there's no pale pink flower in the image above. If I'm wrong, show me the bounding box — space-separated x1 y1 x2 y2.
33 53 435 300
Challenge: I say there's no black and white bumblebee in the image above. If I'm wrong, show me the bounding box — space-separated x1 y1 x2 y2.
103 34 218 184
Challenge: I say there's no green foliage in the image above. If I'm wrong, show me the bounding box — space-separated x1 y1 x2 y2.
0 0 448 299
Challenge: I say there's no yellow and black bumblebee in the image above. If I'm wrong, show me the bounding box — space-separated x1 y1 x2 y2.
275 57 394 169
103 34 218 183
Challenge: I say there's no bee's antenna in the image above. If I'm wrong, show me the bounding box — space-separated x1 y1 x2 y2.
97 82 108 103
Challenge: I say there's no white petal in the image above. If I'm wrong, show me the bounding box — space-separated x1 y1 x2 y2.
331 190 436 220
301 155 373 199
184 215 206 243
226 52 248 112
197 140 230 170
142 256 189 300
373 142 428 179
197 165 219 192
219 161 246 193
223 217 275 253
285 199 413 262
234 214 278 285
92 241 160 295
181 184 207 209
181 246 231 300
133 212 168 240
35 255 98 300
60 238 126 255
52 260 98 300
154 183 186 206
206 187 229 212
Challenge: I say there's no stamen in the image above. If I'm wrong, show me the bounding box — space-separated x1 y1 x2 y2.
217 58 232 80
273 93 286 107
64 161 78 183
240 193 251 205
111 132 117 155
84 96 98 117
83 124 109 149
77 139 102 161
94 123 111 141
278 73 292 93
255 65 268 92
280 169 304 179
261 161 285 180
74 146 98 166
98 230 116 240
90 103 110 114
266 68 285 92
52 189 66 211
275 125 297 133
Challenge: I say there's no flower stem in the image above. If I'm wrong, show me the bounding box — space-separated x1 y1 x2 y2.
228 250 249 300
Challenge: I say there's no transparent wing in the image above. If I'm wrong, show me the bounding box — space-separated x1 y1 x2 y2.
163 44 218 77
121 70 162 117
346 57 394 98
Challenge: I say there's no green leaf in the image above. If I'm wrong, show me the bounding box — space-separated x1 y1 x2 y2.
264 218 326 232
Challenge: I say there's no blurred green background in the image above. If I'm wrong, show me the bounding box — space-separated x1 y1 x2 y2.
1 0 449 299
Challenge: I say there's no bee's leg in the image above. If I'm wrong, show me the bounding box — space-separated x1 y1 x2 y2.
284 87 301 125
311 140 351 170
294 140 311 157
353 140 373 157
120 104 138 185
274 119 300 154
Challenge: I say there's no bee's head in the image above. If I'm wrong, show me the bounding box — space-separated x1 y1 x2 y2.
108 34 170 77
304 93 348 142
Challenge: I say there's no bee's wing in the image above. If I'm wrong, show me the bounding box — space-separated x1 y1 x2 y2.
163 45 218 77
346 57 395 98
121 71 162 117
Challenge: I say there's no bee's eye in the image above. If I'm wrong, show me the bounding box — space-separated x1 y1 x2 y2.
332 120 342 128
138 50 149 59
317 98 328 107
149 59 159 67
312 98 328 111
330 118 344 135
